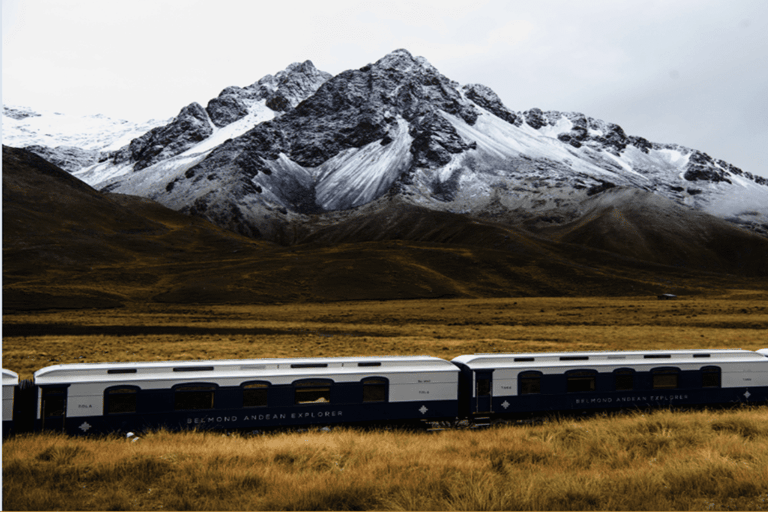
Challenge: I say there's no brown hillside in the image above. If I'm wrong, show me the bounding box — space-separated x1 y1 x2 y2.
3 146 767 311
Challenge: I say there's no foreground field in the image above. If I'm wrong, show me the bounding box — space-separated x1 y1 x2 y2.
4 408 768 510
3 292 768 510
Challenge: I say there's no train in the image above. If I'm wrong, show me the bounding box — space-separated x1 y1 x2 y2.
4 347 768 436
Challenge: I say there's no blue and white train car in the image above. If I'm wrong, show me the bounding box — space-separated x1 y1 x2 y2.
32 355 460 435
3 369 19 436
452 349 768 419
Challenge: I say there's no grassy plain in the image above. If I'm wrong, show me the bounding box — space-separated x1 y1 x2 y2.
3 291 768 510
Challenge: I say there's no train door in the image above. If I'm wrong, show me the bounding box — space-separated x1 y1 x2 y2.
475 371 493 413
12 381 38 434
41 386 68 431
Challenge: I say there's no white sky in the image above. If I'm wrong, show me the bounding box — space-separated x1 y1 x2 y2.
3 0 768 178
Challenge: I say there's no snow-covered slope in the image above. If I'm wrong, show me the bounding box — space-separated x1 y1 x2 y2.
3 105 166 151
2 105 167 172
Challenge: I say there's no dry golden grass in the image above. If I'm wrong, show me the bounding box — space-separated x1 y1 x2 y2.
4 291 768 510
4 408 768 510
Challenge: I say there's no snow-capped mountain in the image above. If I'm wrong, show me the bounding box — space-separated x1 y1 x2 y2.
9 50 768 242
2 105 168 173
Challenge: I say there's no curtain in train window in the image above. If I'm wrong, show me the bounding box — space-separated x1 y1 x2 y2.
174 384 216 410
362 378 388 403
105 387 138 414
614 369 635 391
242 382 268 407
566 370 596 393
294 380 332 405
652 368 679 389
518 371 542 395
701 366 721 388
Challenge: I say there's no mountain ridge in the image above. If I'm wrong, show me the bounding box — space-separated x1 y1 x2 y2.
5 49 768 247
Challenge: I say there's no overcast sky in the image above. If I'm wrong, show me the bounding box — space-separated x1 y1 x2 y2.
3 0 768 178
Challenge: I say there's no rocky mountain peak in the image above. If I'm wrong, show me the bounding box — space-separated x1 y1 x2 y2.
251 59 332 112
112 101 213 170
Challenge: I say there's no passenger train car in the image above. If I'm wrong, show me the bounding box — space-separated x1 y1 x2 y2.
4 356 460 436
3 348 768 436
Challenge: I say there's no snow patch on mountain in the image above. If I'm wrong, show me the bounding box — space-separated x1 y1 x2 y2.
3 105 167 151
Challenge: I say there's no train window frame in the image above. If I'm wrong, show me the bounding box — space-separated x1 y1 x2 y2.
613 368 635 391
701 366 721 388
173 383 217 411
518 371 542 395
41 386 68 418
651 367 680 389
294 379 333 405
566 370 597 393
104 386 140 415
362 377 388 403
241 381 269 408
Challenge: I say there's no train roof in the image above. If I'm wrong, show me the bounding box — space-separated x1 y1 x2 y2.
3 369 19 385
33 355 459 385
452 349 768 370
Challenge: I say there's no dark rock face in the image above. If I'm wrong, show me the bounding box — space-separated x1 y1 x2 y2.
599 123 628 153
409 110 476 168
193 49 479 175
684 151 732 183
113 102 213 171
524 108 548 129
23 145 101 173
255 60 333 112
463 83 521 126
628 135 653 153
206 89 250 128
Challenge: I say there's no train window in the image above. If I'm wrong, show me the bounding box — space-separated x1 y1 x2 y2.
652 368 679 389
105 387 138 414
518 371 541 395
566 370 596 393
476 377 491 397
701 366 721 388
242 382 268 408
614 369 635 391
41 387 67 418
173 366 214 372
174 384 216 410
294 379 332 405
362 378 388 402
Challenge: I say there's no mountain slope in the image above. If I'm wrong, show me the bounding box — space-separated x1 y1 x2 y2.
75 49 768 244
9 145 766 311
